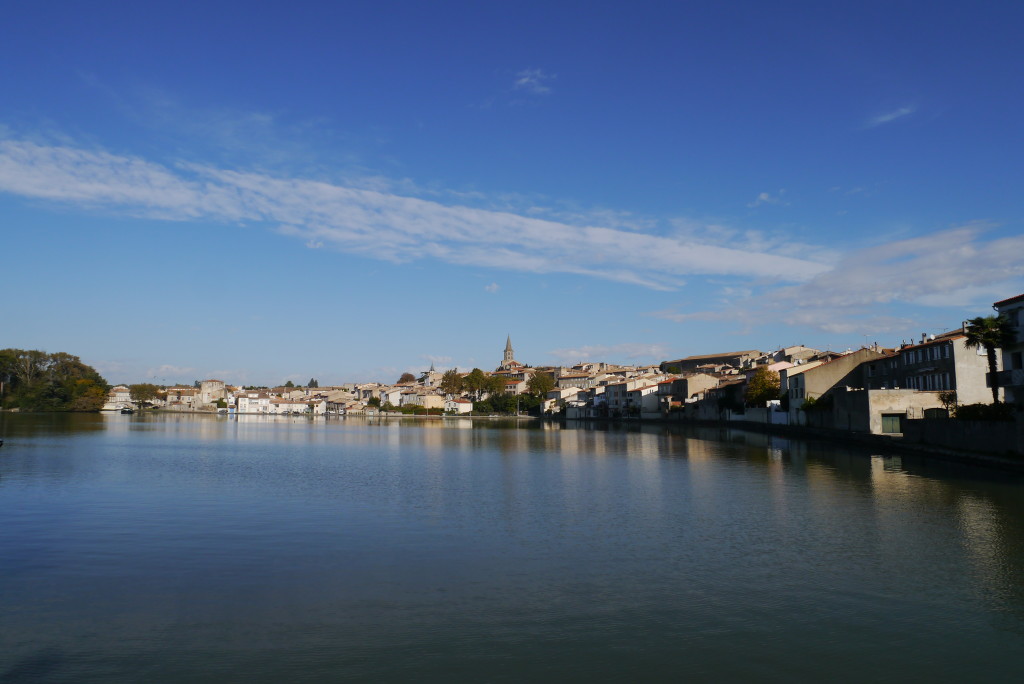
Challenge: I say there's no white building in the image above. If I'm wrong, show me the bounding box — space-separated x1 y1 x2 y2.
236 393 271 413
444 398 474 414
102 385 132 410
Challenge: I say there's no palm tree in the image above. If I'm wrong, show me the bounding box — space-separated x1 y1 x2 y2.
963 315 1015 404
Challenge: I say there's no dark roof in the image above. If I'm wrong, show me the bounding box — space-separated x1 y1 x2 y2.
664 350 760 364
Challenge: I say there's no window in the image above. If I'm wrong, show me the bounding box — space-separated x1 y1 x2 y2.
1012 352 1023 370
943 344 950 359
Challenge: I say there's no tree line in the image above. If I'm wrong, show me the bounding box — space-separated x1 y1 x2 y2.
0 349 109 411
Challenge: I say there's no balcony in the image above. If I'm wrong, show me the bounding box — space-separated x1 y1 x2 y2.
990 369 1024 388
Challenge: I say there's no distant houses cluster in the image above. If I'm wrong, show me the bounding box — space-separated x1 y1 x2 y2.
103 293 1024 450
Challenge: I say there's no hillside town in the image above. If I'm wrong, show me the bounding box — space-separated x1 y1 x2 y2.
104 293 1024 455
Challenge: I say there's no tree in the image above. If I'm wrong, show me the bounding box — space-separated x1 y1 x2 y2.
938 390 958 413
439 369 463 396
308 378 319 388
964 315 1016 404
129 383 160 410
398 372 416 384
485 374 507 396
744 367 780 407
284 380 295 388
526 372 556 398
0 348 109 411
462 368 488 398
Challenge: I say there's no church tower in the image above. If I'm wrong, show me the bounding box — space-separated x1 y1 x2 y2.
504 335 515 365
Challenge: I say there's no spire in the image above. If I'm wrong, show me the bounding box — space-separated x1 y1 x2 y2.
503 335 515 365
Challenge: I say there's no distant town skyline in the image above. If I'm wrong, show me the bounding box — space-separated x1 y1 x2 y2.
2 1 1022 385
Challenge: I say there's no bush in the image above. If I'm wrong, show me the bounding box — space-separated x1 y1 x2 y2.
953 403 1014 421
800 395 832 412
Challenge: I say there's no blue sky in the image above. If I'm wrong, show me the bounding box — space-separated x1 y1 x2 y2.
2 1 1023 386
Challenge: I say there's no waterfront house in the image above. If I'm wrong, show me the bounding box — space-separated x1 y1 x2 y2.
657 374 720 414
164 386 198 410
444 398 473 414
198 380 227 408
861 329 996 405
102 385 132 411
993 293 1024 404
236 392 271 414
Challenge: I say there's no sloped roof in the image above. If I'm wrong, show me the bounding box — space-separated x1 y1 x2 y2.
994 293 1024 307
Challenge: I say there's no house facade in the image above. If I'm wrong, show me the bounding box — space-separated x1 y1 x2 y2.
861 329 994 405
993 293 1024 404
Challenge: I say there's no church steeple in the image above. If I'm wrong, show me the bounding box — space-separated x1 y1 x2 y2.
504 335 515 364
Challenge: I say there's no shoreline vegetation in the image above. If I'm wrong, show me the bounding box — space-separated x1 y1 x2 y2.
0 348 109 412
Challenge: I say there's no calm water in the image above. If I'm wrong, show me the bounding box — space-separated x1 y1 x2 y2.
2 413 1023 682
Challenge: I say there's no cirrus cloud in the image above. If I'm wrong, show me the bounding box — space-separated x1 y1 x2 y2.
0 138 830 291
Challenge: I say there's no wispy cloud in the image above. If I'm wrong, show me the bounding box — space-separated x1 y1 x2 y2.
747 190 787 208
650 223 1024 336
0 138 831 291
866 105 916 128
547 342 672 364
484 282 500 293
513 68 555 95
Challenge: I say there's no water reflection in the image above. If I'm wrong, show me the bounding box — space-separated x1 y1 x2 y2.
2 413 1024 680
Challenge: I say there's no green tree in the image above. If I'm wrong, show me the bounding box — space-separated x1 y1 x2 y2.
0 348 109 411
70 380 108 412
485 374 507 396
463 368 488 398
129 383 160 410
398 372 416 384
744 367 781 407
284 380 295 388
308 378 319 388
964 315 1016 404
439 369 463 396
526 372 556 397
